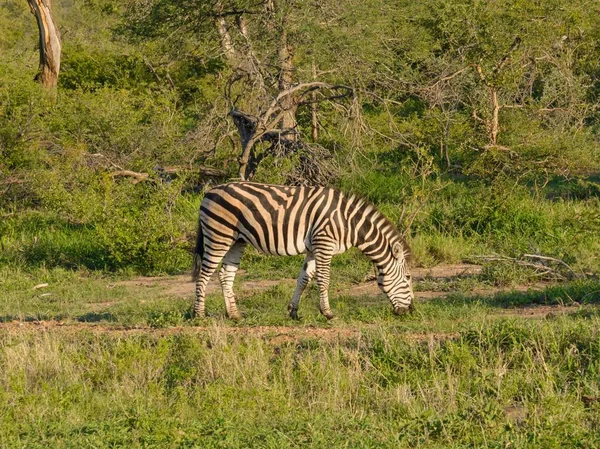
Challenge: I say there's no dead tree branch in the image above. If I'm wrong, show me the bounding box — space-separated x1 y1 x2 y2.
110 170 150 184
230 83 352 180
472 253 581 281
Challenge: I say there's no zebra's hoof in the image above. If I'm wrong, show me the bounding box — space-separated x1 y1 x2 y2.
289 307 299 320
228 311 242 321
321 309 334 320
193 309 206 319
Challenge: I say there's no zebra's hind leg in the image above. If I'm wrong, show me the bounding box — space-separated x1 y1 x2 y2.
193 259 219 318
314 249 334 320
288 252 316 320
218 240 246 321
194 244 231 318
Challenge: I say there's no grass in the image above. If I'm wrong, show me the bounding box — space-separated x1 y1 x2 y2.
1 173 599 448
1 264 600 448
1 311 599 448
2 175 600 277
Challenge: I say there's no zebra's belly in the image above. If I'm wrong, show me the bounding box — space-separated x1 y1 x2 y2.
241 233 308 256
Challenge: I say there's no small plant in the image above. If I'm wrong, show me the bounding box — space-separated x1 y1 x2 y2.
147 310 184 328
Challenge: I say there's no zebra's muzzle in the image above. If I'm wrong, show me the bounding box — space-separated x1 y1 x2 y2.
393 304 414 316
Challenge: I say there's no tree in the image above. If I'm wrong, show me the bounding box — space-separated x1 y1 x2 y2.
123 0 353 182
27 0 61 90
381 0 600 174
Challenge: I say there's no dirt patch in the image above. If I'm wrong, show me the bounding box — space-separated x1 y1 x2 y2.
495 304 579 319
114 264 483 298
412 264 482 279
0 299 586 342
113 274 296 298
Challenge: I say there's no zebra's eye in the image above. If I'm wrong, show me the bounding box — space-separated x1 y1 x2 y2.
392 242 403 259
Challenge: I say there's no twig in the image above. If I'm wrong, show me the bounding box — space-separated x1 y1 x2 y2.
472 253 582 281
523 254 578 278
111 170 150 184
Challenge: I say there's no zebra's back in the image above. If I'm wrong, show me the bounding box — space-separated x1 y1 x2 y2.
200 182 343 256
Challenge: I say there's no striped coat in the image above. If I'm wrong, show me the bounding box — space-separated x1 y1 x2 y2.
192 182 413 320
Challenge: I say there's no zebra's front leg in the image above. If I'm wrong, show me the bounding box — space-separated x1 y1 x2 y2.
218 241 246 320
314 250 334 320
288 252 316 320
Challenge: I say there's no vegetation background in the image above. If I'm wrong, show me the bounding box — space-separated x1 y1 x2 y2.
1 0 599 447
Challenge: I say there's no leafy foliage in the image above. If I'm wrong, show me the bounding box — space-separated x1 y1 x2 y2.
1 0 599 276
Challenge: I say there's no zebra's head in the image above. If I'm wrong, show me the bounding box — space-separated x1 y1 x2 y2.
377 239 414 315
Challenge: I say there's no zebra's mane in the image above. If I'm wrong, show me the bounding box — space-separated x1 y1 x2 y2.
342 190 412 263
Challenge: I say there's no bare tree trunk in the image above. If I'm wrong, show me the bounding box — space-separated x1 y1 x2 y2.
473 38 521 147
216 17 236 61
311 59 318 141
278 29 297 141
238 136 258 180
27 0 61 91
230 110 258 180
475 65 501 146
490 88 500 145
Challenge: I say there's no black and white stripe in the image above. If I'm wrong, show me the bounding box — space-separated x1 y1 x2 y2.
192 182 413 320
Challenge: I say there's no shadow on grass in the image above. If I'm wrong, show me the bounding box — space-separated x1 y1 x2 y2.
0 313 69 323
77 312 117 323
433 279 600 309
544 172 600 200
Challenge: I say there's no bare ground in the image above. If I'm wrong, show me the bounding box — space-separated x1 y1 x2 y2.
1 264 587 342
0 301 580 344
113 264 485 300
0 320 460 344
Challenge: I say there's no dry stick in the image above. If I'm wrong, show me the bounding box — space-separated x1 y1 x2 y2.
311 59 318 141
110 170 149 184
472 253 576 280
522 254 578 278
88 153 124 170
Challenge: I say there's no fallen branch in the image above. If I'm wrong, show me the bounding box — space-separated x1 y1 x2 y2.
472 253 582 281
110 170 149 184
522 254 578 279
0 177 25 186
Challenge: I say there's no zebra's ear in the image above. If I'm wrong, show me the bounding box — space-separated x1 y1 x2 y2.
392 241 403 259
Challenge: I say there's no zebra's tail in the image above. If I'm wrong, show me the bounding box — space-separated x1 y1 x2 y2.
192 221 204 281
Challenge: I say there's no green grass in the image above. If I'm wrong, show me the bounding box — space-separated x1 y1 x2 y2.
2 175 600 278
1 265 600 448
1 307 599 447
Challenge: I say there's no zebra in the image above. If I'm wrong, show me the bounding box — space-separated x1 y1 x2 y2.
192 181 414 320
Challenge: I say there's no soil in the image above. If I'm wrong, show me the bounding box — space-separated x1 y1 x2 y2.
0 264 587 343
113 264 485 300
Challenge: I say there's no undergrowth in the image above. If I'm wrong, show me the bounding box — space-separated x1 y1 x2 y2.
1 312 599 448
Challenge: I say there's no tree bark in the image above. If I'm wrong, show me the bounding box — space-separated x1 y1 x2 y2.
277 29 297 141
490 87 500 145
311 59 318 141
475 64 500 146
27 0 61 90
215 17 236 63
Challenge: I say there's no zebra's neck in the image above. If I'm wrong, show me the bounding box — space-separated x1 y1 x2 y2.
347 198 392 268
